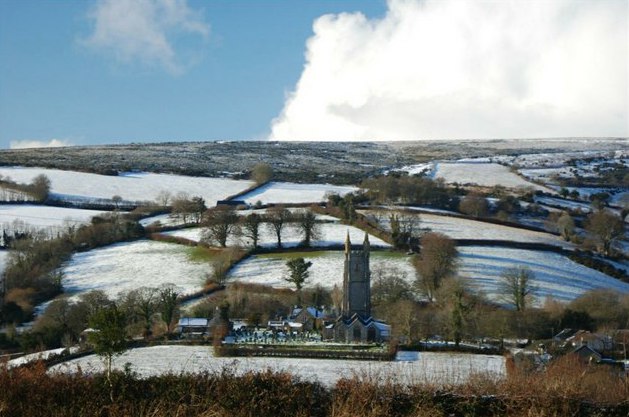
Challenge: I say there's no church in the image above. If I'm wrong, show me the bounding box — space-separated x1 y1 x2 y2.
327 232 391 343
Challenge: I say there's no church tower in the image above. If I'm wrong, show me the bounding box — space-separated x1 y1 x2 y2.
342 232 371 319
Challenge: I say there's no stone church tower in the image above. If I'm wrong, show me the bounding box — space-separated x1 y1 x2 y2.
342 232 371 319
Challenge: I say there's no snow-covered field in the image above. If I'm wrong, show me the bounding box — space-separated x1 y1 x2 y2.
501 150 627 169
391 163 432 176
534 196 592 213
363 211 573 249
58 240 211 300
228 251 415 289
0 167 253 206
228 245 627 303
0 204 106 228
9 347 80 367
240 182 357 204
163 223 390 248
0 250 8 277
49 345 505 386
458 246 629 303
610 191 629 208
433 162 550 191
139 213 185 228
141 208 341 229
519 167 582 182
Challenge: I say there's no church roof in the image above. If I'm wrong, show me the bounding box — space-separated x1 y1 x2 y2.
336 313 387 327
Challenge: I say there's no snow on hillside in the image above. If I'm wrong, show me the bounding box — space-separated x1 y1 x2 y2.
228 245 626 303
0 250 8 277
433 162 550 191
534 196 592 213
238 208 341 222
141 208 341 229
390 163 433 176
240 182 357 204
139 213 185 228
0 167 254 206
507 150 626 169
458 246 629 303
363 211 573 249
610 191 628 208
49 345 505 386
227 251 415 289
59 240 211 300
0 204 106 228
9 347 80 368
163 223 390 248
519 167 581 182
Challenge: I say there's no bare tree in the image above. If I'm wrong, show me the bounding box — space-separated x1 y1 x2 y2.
121 287 159 338
295 209 320 247
171 192 192 223
389 212 421 250
413 232 458 302
190 196 207 224
441 278 472 347
458 193 489 217
331 284 343 314
208 247 241 285
75 290 112 316
387 299 421 343
112 195 123 210
500 266 536 311
250 163 273 184
202 206 240 247
585 209 624 256
370 266 412 307
30 174 51 201
241 212 263 248
158 284 179 334
155 190 171 208
556 211 575 241
266 206 292 248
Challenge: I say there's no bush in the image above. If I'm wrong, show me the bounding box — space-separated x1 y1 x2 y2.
1 359 628 417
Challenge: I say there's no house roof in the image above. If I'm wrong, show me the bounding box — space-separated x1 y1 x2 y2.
336 313 390 329
567 331 611 346
553 328 578 341
178 318 209 327
572 344 602 360
372 321 391 332
290 306 325 319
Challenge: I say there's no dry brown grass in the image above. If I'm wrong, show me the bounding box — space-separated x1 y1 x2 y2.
1 355 627 417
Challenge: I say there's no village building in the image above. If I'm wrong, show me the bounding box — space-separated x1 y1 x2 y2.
176 317 210 338
177 306 231 339
288 306 327 331
325 232 391 343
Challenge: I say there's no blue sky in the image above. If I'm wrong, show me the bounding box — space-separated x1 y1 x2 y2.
0 0 626 149
0 1 386 148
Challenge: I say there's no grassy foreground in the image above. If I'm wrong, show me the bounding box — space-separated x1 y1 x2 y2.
1 356 628 417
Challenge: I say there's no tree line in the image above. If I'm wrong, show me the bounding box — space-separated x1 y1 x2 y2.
0 173 51 202
1 212 145 327
202 206 321 249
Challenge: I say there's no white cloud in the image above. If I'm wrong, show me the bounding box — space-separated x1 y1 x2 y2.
270 0 628 140
10 139 75 149
81 0 209 74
